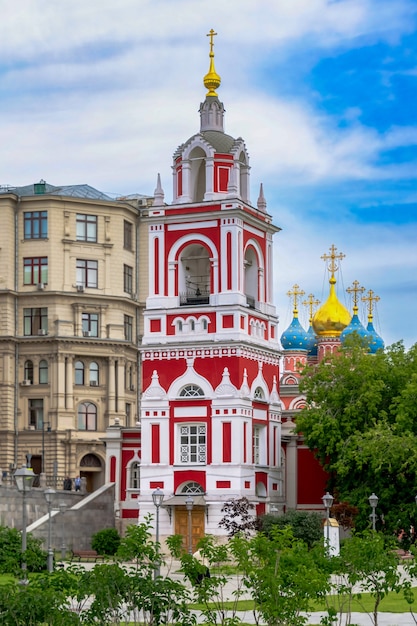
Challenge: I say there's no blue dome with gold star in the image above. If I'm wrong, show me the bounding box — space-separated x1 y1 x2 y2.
305 324 318 356
340 314 370 344
281 317 309 351
366 321 384 353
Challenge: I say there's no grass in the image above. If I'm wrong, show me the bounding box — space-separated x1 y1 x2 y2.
191 587 417 614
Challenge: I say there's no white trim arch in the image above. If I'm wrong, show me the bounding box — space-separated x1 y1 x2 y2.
244 238 265 304
251 369 269 402
168 364 214 400
171 316 186 334
126 452 141 491
289 397 306 411
167 234 219 297
182 136 216 161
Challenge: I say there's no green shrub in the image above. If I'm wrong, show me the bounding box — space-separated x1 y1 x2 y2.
91 528 120 555
259 510 323 548
0 526 47 575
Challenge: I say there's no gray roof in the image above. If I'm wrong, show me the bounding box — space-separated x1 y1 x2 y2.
175 130 238 157
0 182 113 200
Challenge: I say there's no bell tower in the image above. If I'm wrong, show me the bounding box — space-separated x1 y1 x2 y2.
139 32 283 542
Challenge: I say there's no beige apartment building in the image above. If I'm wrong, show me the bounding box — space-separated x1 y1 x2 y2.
0 181 151 491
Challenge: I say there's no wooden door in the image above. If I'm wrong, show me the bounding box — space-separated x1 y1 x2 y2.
174 506 205 553
80 471 94 493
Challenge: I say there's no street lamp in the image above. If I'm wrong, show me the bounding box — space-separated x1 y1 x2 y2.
44 488 56 572
369 493 378 531
152 488 164 579
322 492 334 545
59 502 67 560
14 465 36 581
185 495 194 554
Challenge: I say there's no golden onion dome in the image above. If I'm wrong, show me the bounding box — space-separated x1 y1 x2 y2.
204 28 221 96
312 275 351 337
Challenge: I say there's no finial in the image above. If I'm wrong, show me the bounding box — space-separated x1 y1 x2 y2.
153 173 164 207
257 183 267 211
347 280 365 316
302 293 320 324
287 284 305 318
362 289 380 324
321 244 345 279
203 29 221 96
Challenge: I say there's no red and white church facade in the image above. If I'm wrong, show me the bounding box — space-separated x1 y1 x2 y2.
103 35 384 546
105 38 288 546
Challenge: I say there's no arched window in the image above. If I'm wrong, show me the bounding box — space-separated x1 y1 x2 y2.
130 462 140 490
75 361 85 385
24 360 34 383
177 320 183 332
201 318 208 331
254 387 265 400
89 361 99 386
39 359 48 384
78 402 97 431
180 481 204 494
179 384 204 397
190 319 195 331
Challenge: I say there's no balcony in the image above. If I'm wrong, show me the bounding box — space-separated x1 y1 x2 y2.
179 289 210 306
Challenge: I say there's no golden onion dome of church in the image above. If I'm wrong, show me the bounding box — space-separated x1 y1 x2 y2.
312 245 351 337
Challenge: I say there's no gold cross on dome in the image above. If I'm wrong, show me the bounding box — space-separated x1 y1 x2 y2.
302 293 320 324
321 244 345 277
347 280 365 315
362 289 380 323
206 29 217 55
287 284 305 316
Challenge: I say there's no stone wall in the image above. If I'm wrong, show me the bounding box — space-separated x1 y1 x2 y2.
0 482 115 551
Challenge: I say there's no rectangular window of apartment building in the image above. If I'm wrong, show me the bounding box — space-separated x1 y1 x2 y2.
124 220 133 250
124 315 133 341
123 264 133 294
76 259 98 288
82 312 99 337
125 403 132 427
24 308 48 335
29 398 44 429
24 211 48 239
76 214 97 242
23 257 48 285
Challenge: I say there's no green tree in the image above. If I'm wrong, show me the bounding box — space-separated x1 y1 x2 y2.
339 531 408 626
297 337 417 532
178 534 246 626
0 574 80 625
233 526 331 626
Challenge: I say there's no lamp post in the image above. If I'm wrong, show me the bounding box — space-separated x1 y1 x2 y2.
322 492 334 546
14 465 36 582
369 493 378 531
185 495 194 554
59 502 67 560
44 488 56 572
152 487 164 579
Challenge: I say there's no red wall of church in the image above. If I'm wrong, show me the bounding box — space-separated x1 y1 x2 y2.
297 447 328 505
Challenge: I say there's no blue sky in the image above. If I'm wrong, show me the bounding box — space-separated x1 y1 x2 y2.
0 0 416 347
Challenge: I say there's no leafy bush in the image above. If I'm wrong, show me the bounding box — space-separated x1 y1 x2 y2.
0 526 46 574
91 527 120 555
259 510 323 548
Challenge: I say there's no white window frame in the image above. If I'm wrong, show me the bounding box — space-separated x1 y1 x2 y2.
178 424 206 464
